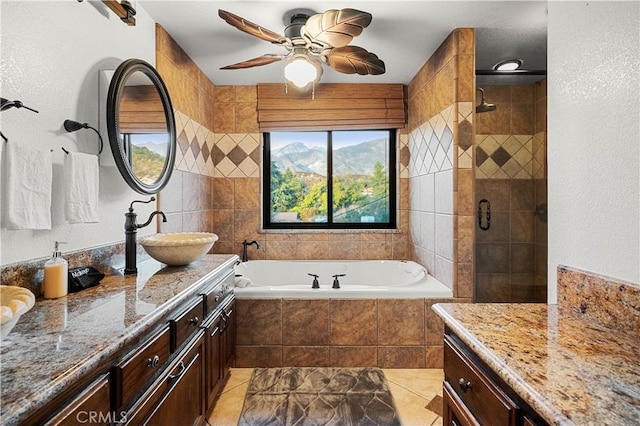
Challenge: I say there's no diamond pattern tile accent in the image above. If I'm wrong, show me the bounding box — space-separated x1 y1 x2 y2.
458 147 472 169
476 134 536 179
190 137 201 159
177 130 190 155
476 147 488 166
228 145 248 166
409 104 460 178
491 147 510 167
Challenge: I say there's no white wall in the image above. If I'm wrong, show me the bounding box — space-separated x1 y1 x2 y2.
547 2 640 302
0 1 158 265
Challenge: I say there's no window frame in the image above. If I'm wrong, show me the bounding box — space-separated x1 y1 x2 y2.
262 129 397 230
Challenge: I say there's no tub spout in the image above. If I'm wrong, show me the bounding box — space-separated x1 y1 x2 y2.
241 240 259 262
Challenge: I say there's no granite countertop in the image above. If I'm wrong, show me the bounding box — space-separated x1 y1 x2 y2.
433 303 640 426
0 254 238 426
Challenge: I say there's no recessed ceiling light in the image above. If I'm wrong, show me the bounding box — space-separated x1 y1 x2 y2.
493 59 523 71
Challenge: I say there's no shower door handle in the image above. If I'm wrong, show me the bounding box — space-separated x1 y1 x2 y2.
478 199 491 231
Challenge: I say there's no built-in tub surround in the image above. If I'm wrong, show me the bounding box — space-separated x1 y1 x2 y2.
433 266 640 425
234 260 452 299
234 260 462 369
235 295 467 370
0 254 237 425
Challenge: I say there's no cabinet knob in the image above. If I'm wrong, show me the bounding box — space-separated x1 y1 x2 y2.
147 355 160 368
458 377 472 392
189 317 199 326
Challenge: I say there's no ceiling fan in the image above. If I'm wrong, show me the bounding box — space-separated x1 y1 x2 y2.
218 8 385 88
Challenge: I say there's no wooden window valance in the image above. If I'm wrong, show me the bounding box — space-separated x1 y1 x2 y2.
119 85 166 133
257 83 406 131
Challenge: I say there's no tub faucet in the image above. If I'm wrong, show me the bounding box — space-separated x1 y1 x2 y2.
241 240 259 262
125 197 167 275
308 273 320 289
332 274 346 289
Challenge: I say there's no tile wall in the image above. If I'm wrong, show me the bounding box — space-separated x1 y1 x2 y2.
474 83 547 302
407 28 476 300
235 298 455 369
155 25 412 260
156 26 479 368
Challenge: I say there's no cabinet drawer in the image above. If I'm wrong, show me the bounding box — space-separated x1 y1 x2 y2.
115 326 171 410
202 272 234 317
46 374 111 426
124 330 206 426
444 334 519 425
443 380 480 426
171 297 204 352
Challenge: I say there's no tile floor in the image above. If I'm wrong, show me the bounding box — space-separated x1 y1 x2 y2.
207 368 444 426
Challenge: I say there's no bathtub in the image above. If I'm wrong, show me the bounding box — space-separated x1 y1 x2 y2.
233 260 452 299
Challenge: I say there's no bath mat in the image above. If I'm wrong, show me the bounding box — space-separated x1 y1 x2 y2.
238 367 401 426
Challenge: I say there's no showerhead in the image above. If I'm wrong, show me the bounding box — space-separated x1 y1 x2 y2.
476 88 496 113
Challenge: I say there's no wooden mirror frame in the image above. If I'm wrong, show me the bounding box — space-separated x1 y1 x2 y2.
107 58 176 195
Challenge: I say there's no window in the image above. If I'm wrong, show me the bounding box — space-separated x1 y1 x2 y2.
122 133 169 184
263 130 396 229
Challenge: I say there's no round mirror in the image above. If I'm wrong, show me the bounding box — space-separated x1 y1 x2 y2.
107 58 175 194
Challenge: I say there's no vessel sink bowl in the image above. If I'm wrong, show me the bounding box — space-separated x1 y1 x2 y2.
140 232 218 266
1 285 36 339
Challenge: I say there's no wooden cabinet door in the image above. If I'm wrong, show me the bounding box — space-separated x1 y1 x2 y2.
443 381 480 426
125 332 206 426
220 300 235 374
205 313 223 409
45 375 111 426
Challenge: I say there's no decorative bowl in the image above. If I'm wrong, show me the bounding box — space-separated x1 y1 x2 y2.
1 285 36 339
140 232 218 266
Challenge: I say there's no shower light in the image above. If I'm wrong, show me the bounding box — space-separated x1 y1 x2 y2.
493 59 523 71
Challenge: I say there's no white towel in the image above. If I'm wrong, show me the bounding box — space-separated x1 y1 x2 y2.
235 277 253 288
64 152 99 223
5 144 52 230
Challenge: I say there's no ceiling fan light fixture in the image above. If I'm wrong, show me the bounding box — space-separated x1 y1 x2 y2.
493 59 523 71
284 52 322 88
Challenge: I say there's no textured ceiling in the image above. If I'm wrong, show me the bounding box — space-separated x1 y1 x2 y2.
139 1 548 86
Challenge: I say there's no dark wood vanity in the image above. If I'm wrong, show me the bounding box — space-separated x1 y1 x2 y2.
434 300 640 426
0 255 237 426
443 327 547 426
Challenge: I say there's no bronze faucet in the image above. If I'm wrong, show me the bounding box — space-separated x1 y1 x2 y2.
241 240 259 262
124 197 166 275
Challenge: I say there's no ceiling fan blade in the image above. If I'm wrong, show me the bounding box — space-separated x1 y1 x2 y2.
301 8 372 48
326 46 386 75
220 54 284 70
218 9 286 44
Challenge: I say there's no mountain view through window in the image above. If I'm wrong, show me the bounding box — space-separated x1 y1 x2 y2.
265 130 396 229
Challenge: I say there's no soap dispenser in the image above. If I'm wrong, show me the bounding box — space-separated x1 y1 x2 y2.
44 241 68 299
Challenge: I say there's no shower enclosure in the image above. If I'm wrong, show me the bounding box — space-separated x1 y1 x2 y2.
474 82 548 303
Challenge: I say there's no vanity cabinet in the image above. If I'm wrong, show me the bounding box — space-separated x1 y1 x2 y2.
200 271 235 412
44 374 111 426
114 326 172 411
14 258 238 426
443 327 548 426
124 331 206 426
